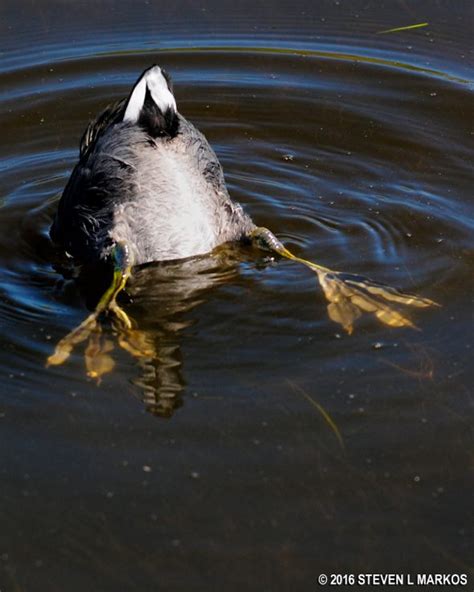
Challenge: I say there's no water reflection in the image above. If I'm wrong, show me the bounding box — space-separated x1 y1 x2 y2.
53 244 249 417
1 1 473 587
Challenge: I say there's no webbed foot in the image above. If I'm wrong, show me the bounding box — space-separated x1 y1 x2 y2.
47 242 154 378
249 226 439 334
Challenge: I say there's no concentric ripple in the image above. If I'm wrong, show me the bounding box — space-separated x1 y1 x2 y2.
1 1 474 588
1 44 472 374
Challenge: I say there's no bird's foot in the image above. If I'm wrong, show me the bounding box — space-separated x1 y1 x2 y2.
47 242 154 380
249 226 439 334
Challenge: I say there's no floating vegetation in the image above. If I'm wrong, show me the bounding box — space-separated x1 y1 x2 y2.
377 22 429 35
287 380 345 452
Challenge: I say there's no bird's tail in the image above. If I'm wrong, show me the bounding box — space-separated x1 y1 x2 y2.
123 65 179 137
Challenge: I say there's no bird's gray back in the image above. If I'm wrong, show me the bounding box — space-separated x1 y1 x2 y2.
53 114 254 264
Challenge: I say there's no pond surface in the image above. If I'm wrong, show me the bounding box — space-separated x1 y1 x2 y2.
1 1 473 590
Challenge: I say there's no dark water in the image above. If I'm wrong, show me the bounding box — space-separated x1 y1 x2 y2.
1 1 473 590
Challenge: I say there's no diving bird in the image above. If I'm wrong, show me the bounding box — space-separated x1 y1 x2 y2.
48 65 436 374
50 65 256 265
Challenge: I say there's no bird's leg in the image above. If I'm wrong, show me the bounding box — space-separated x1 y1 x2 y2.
47 241 137 369
107 244 155 361
249 226 438 334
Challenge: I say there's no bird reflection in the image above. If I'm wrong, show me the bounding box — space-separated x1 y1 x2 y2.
53 244 246 417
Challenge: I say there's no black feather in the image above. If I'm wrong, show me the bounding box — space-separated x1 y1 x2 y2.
137 87 179 138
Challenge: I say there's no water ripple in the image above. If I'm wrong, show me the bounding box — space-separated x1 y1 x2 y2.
0 41 472 370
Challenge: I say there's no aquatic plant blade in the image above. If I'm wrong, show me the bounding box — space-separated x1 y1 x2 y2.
287 380 345 452
377 22 428 34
